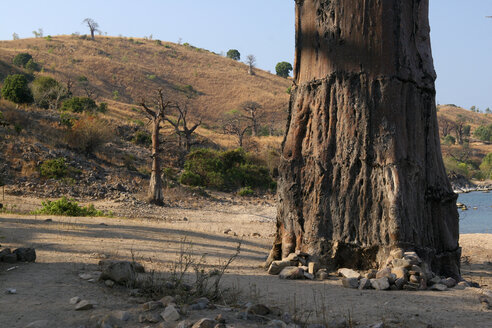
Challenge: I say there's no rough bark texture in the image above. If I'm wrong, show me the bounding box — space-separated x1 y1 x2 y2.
268 0 460 279
149 117 164 205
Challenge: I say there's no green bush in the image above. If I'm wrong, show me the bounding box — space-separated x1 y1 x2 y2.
40 158 68 179
132 131 152 147
61 97 98 113
238 186 254 197
226 49 240 61
443 135 456 145
59 111 77 128
275 61 293 78
480 153 492 179
12 53 33 67
1 74 33 104
474 124 492 142
179 148 275 191
25 59 40 72
32 197 107 217
98 102 108 113
32 76 66 109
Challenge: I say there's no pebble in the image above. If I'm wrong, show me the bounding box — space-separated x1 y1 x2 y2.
5 288 17 294
104 279 115 288
69 296 81 305
316 269 330 280
75 300 93 311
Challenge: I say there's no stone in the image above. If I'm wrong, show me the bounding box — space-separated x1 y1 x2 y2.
268 260 296 275
441 277 457 288
139 312 161 323
5 288 16 294
160 295 176 306
69 296 81 305
342 277 359 289
192 318 216 328
409 275 420 284
303 272 315 280
176 320 193 328
143 301 163 311
268 320 288 328
284 253 299 262
214 324 226 328
394 278 406 290
337 268 361 279
79 273 93 280
190 297 209 310
75 300 93 311
365 269 377 279
390 248 404 259
3 253 17 263
358 278 372 290
279 266 305 279
429 276 441 285
13 248 36 262
247 303 270 315
104 279 115 288
454 281 469 290
391 258 412 268
24 320 50 328
112 310 131 321
223 229 231 234
99 260 144 284
308 262 318 274
0 247 11 260
430 284 448 291
316 269 330 280
161 305 180 322
391 267 407 280
370 277 390 290
403 283 419 291
215 314 225 323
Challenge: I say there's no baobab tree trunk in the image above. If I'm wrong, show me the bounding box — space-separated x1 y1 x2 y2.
267 0 460 279
149 118 164 205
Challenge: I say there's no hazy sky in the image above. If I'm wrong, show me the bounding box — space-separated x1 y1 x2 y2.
0 0 491 110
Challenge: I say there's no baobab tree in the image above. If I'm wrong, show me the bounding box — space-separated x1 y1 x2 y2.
246 55 256 75
240 101 263 137
83 18 100 40
267 0 460 279
139 89 173 205
164 103 202 151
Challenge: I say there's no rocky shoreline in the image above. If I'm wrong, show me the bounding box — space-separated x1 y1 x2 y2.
448 172 492 194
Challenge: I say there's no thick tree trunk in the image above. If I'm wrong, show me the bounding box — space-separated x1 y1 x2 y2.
149 118 164 205
268 0 460 279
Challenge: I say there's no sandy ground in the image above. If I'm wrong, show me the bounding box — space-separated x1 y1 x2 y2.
0 194 491 328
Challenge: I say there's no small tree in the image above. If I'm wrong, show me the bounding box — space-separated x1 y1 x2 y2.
275 61 293 78
12 33 19 40
246 54 256 75
61 97 98 113
82 18 100 40
164 103 202 151
1 74 33 104
139 89 173 205
77 75 97 99
222 110 251 147
226 49 241 61
32 28 43 38
480 153 492 179
239 101 263 137
32 76 67 109
12 53 33 68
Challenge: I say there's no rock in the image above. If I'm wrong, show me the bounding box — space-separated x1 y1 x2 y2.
391 258 412 268
3 253 18 263
430 284 448 291
69 296 81 305
143 301 163 311
5 288 17 294
441 277 457 288
268 320 288 328
190 297 209 310
365 269 377 279
358 278 372 290
79 273 93 280
161 305 180 322
139 312 161 323
24 320 50 328
403 283 419 291
409 275 420 284
303 272 315 280
268 260 296 275
394 278 406 290
375 268 392 279
160 295 176 306
99 260 144 284
308 262 318 274
479 295 491 311
104 279 115 288
75 300 93 311
13 248 36 262
316 269 330 280
0 247 11 260
284 253 299 262
112 310 131 321
214 324 226 328
391 267 407 280
342 277 359 289
390 248 404 259
223 229 231 234
247 303 270 315
337 268 361 279
279 266 305 279
370 277 390 290
215 314 225 323
192 318 216 328
429 276 441 285
364 322 384 328
176 320 193 328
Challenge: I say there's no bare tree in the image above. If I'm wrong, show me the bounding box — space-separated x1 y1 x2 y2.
83 18 100 40
239 101 263 137
139 89 173 205
246 54 256 75
455 114 467 145
12 33 19 40
222 111 251 147
438 116 455 137
164 103 202 151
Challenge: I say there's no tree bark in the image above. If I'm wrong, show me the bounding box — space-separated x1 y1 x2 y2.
149 117 164 205
268 0 460 279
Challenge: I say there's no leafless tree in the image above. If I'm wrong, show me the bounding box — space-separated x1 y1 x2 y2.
83 18 100 40
437 116 455 137
222 111 251 147
139 89 173 205
246 54 256 75
239 101 263 137
164 103 202 151
455 114 467 145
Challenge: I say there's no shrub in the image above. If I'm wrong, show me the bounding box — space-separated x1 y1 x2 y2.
66 115 112 154
32 76 66 109
98 102 108 113
443 135 456 145
474 124 492 142
59 111 77 128
480 153 492 179
40 158 68 179
275 61 293 78
12 53 32 67
32 197 107 217
132 130 152 147
61 97 98 113
1 74 33 104
238 186 254 197
226 49 240 61
25 59 40 72
179 148 275 191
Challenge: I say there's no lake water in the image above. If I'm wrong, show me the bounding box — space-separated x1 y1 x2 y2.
458 191 492 234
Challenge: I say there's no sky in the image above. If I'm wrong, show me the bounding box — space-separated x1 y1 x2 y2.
0 0 491 110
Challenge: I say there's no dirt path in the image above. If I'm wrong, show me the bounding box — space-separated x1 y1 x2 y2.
0 195 491 328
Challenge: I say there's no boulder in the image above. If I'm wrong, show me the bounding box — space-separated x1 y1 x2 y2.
375 268 392 279
342 277 359 289
391 267 407 280
358 278 372 290
279 267 305 279
268 260 296 275
337 268 361 279
3 253 18 263
161 305 180 322
13 248 36 262
441 277 457 288
316 269 330 280
370 277 390 290
391 258 411 268
0 248 11 260
99 260 144 284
